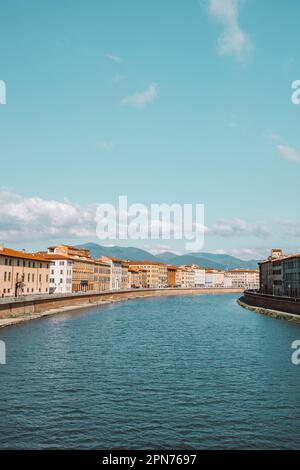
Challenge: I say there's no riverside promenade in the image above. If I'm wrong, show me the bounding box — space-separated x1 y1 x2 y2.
0 287 243 329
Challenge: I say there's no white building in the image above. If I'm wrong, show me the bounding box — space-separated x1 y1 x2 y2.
228 269 259 289
205 269 225 288
100 256 122 290
48 256 73 294
223 272 233 288
176 267 195 287
192 266 206 287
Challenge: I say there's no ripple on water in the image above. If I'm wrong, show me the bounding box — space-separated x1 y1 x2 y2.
0 294 300 449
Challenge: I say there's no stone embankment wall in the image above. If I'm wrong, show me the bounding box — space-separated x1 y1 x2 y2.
0 288 243 319
242 291 300 316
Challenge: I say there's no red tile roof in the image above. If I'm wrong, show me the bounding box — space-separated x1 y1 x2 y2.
0 247 49 263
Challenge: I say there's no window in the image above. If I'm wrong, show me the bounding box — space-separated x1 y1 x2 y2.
32 274 34 282
5 258 8 265
4 272 7 282
17 260 20 267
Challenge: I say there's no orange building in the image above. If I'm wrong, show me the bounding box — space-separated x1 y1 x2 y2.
167 265 178 287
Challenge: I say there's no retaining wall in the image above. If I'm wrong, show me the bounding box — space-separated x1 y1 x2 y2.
0 288 243 319
242 291 300 316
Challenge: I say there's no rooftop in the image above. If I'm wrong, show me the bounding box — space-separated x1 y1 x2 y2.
0 246 49 263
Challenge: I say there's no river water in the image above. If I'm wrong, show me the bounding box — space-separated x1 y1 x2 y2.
0 294 300 449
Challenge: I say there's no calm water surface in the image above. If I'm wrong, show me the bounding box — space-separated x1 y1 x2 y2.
0 294 300 449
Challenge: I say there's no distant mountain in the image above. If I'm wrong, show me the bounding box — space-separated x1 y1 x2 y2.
157 251 260 270
75 243 158 262
156 252 178 262
188 252 261 270
164 255 226 270
76 243 260 270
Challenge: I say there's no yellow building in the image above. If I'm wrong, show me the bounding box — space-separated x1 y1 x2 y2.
127 261 167 288
0 244 50 297
121 262 129 289
175 267 195 287
94 260 111 291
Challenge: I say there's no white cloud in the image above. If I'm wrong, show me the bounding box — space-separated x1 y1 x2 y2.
276 144 300 163
96 140 113 151
121 83 158 108
0 190 97 243
278 220 300 237
106 54 123 64
208 0 252 60
208 218 272 238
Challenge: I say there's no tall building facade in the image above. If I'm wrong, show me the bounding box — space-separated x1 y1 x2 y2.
100 256 122 290
0 245 49 297
260 250 300 298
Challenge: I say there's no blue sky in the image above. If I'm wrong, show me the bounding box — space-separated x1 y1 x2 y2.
0 0 299 258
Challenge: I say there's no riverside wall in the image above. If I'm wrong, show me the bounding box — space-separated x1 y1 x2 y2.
0 287 243 321
241 291 300 316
